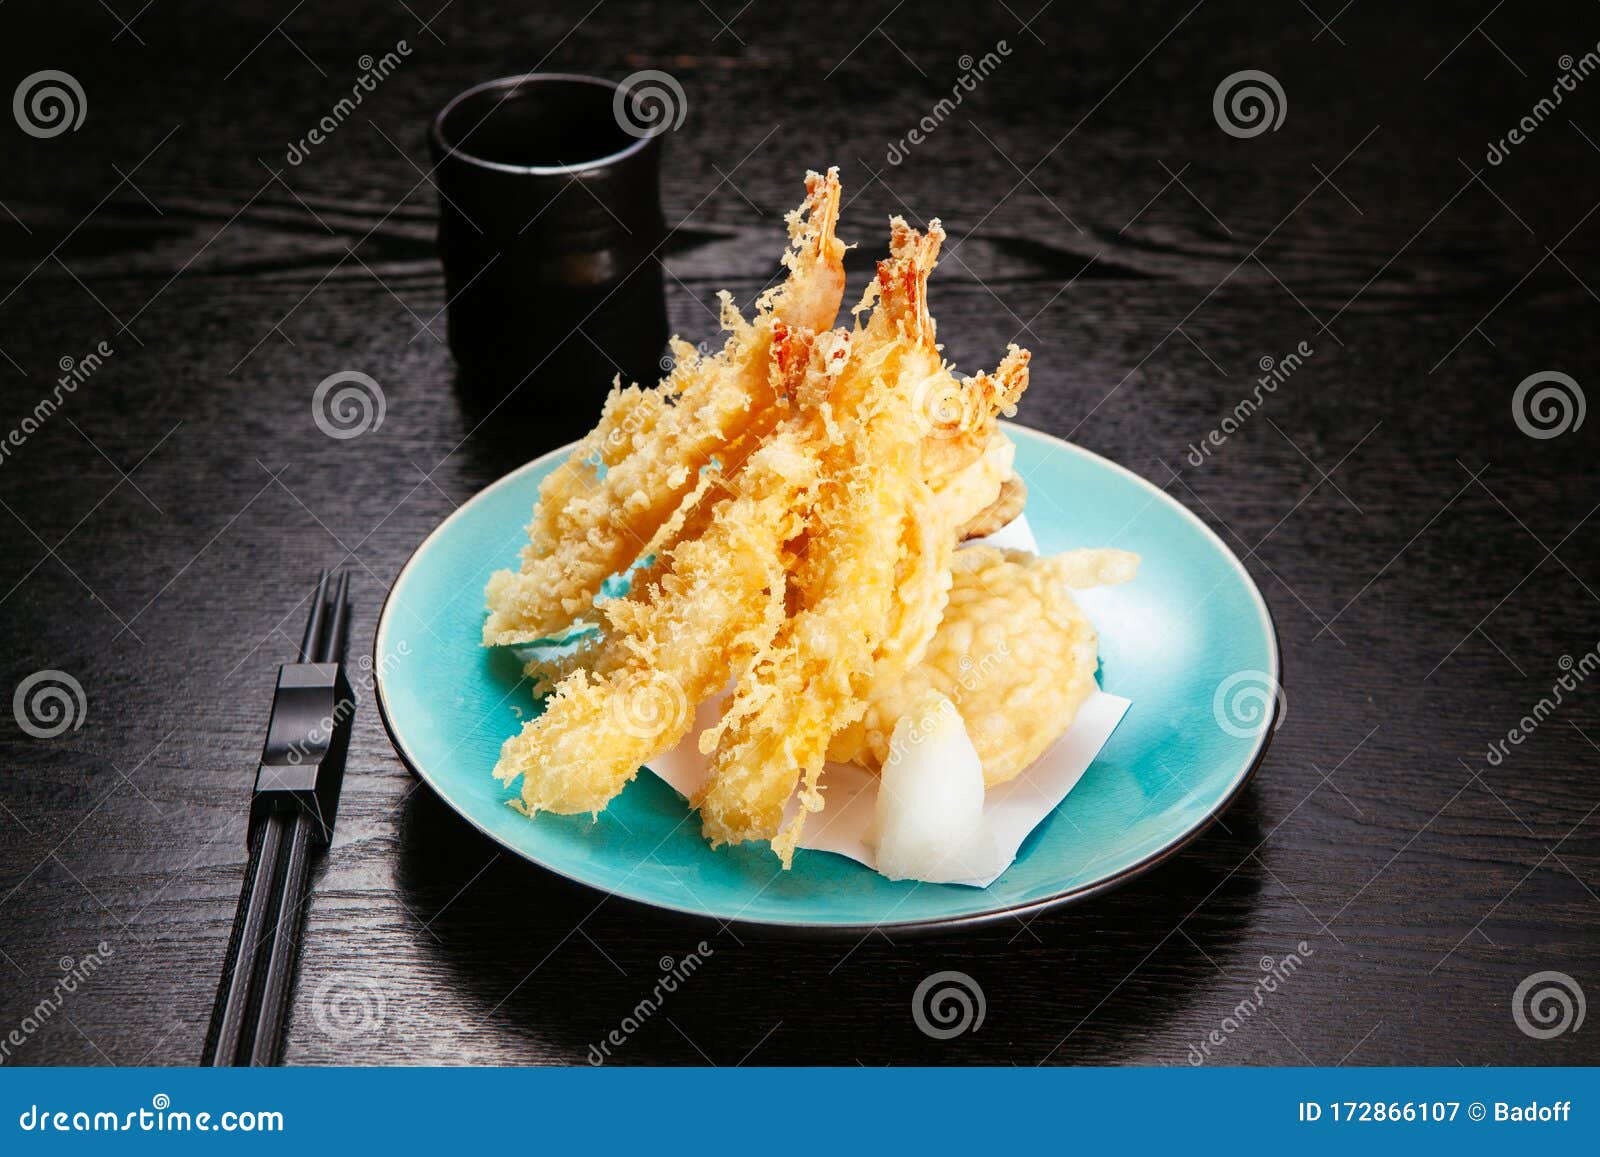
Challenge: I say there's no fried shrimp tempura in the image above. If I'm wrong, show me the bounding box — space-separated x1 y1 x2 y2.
492 321 848 813
840 546 1139 787
484 172 1166 876
482 169 846 646
492 421 824 815
694 356 923 863
856 227 1030 698
694 220 1031 863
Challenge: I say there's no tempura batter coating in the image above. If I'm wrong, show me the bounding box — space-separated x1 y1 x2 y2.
492 425 822 815
483 176 1127 872
483 170 846 646
841 546 1138 787
693 220 1029 863
958 473 1026 541
694 351 924 862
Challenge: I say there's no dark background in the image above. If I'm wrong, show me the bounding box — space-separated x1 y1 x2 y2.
1 0 1596 1066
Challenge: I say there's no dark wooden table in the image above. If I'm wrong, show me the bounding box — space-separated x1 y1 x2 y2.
1 0 1596 1067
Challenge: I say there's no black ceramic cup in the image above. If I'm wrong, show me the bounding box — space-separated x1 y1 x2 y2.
429 74 669 412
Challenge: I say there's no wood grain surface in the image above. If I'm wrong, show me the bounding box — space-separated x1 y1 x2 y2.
0 0 1596 1066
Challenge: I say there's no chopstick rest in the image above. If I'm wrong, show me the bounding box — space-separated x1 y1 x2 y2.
252 660 354 843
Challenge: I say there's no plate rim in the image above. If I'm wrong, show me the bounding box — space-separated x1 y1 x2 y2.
372 421 1282 938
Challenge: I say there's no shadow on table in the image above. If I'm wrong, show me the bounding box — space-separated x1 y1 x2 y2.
393 777 1265 1065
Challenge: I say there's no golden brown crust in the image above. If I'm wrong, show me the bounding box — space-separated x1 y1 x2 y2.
488 182 1048 867
957 474 1027 541
482 171 847 646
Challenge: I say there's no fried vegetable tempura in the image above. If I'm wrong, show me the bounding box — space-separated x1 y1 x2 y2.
958 473 1027 541
837 546 1139 787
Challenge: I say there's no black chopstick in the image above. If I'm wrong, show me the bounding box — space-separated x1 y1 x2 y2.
247 570 349 1065
206 804 287 1065
202 569 355 1066
247 811 315 1065
298 568 335 662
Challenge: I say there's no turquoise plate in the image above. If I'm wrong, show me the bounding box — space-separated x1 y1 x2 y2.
373 422 1280 935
